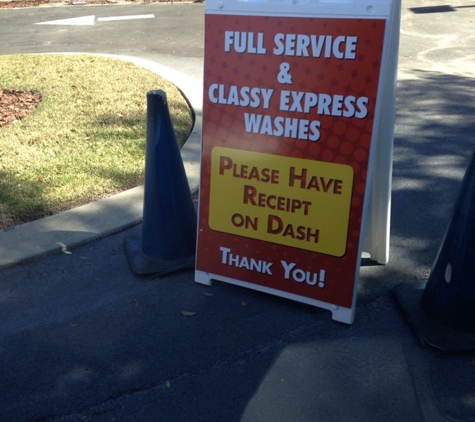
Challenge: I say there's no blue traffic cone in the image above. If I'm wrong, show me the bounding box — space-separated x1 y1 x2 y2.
395 149 475 351
124 90 197 275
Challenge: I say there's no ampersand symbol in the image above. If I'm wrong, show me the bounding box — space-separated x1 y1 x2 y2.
277 62 293 84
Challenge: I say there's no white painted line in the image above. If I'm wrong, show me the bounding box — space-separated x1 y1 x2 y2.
35 15 95 26
35 14 155 26
97 14 155 22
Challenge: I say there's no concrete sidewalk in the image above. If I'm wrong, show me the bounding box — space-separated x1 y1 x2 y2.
0 55 203 270
1 1 475 421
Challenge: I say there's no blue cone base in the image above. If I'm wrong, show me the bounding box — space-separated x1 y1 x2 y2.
124 236 195 276
395 282 475 352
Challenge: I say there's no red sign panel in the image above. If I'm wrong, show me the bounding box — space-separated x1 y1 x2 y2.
196 14 386 311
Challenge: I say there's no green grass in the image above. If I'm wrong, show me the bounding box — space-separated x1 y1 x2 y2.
0 54 193 229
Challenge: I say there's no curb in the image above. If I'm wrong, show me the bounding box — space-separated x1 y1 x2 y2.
0 54 202 269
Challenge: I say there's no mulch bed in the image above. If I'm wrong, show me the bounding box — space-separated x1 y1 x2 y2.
0 0 198 124
0 0 193 8
0 90 42 127
0 0 57 7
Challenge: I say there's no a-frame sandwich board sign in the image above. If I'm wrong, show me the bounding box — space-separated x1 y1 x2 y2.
195 0 400 324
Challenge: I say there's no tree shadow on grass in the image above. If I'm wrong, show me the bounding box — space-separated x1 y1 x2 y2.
93 106 191 148
0 169 50 229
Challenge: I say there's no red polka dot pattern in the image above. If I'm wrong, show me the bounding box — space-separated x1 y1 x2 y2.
196 14 386 309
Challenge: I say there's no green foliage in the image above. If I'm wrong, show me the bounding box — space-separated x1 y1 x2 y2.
0 54 193 229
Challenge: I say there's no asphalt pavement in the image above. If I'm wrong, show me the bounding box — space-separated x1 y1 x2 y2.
1 1 475 421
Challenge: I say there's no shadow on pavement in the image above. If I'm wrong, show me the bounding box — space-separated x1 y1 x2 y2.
358 69 475 303
0 70 474 421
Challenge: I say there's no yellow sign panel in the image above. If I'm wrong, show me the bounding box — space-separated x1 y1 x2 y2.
209 147 354 256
